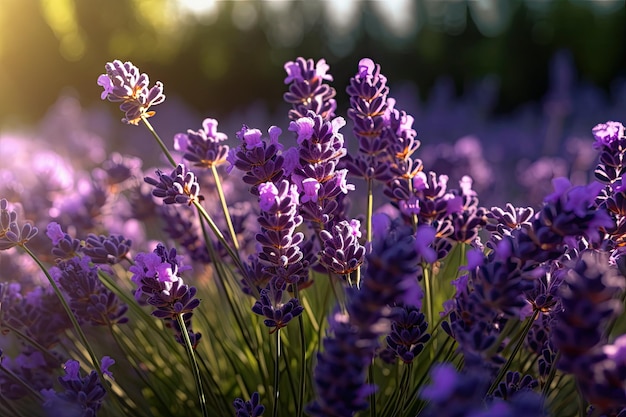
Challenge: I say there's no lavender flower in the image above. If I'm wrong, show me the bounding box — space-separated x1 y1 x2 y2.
283 57 337 121
52 256 128 326
174 118 229 168
255 180 307 284
318 219 365 276
289 112 353 228
0 198 38 250
82 233 131 264
383 304 430 364
47 222 81 260
228 125 286 195
98 60 165 125
233 392 265 417
129 244 201 346
144 164 204 206
307 220 424 416
551 250 625 374
251 279 304 333
42 357 114 417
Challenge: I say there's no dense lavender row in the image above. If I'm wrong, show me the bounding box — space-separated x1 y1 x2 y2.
0 55 625 417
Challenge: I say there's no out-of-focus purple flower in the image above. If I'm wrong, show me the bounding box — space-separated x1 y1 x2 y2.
289 112 351 228
175 118 229 168
592 121 624 150
53 256 128 326
283 57 337 121
551 250 625 374
383 304 430 363
144 164 203 206
82 233 131 264
233 392 265 417
98 60 165 125
307 220 421 417
42 357 113 417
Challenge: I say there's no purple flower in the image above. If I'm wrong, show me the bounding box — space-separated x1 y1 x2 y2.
129 244 201 345
283 57 337 121
98 60 165 125
42 357 113 417
383 304 430 363
551 250 625 374
174 118 230 169
592 121 624 150
307 220 421 416
228 125 286 195
46 222 65 245
256 180 307 284
144 164 204 206
53 256 128 326
82 233 132 264
251 280 304 333
0 198 38 250
319 219 366 276
233 392 265 417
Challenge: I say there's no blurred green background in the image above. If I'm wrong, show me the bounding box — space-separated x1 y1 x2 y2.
1 0 625 130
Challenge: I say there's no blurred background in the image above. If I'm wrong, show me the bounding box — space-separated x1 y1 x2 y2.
1 0 626 207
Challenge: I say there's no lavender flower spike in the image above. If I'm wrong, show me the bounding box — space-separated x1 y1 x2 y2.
0 198 38 250
98 60 165 125
144 164 204 206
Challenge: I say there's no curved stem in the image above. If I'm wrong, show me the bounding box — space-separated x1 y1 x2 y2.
141 116 177 167
176 314 209 417
211 164 240 252
20 246 101 377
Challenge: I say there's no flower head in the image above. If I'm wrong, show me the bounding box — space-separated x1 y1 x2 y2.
98 60 165 125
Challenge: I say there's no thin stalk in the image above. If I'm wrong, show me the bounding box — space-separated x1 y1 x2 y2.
369 364 376 417
176 314 209 417
366 177 373 244
422 264 434 342
0 323 59 363
0 365 44 401
273 328 281 417
0 393 27 417
141 116 177 167
20 246 110 389
194 201 243 274
294 285 306 417
487 309 539 396
390 363 412 417
211 164 240 251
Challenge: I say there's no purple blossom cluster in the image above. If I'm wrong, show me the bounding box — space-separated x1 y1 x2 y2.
129 244 201 346
4 53 626 417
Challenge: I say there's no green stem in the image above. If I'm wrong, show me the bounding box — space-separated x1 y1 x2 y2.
422 264 434 339
141 116 177 167
193 201 243 274
0 364 44 401
294 285 306 417
273 328 281 417
211 164 240 252
20 246 105 382
487 309 539 396
175 314 209 417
